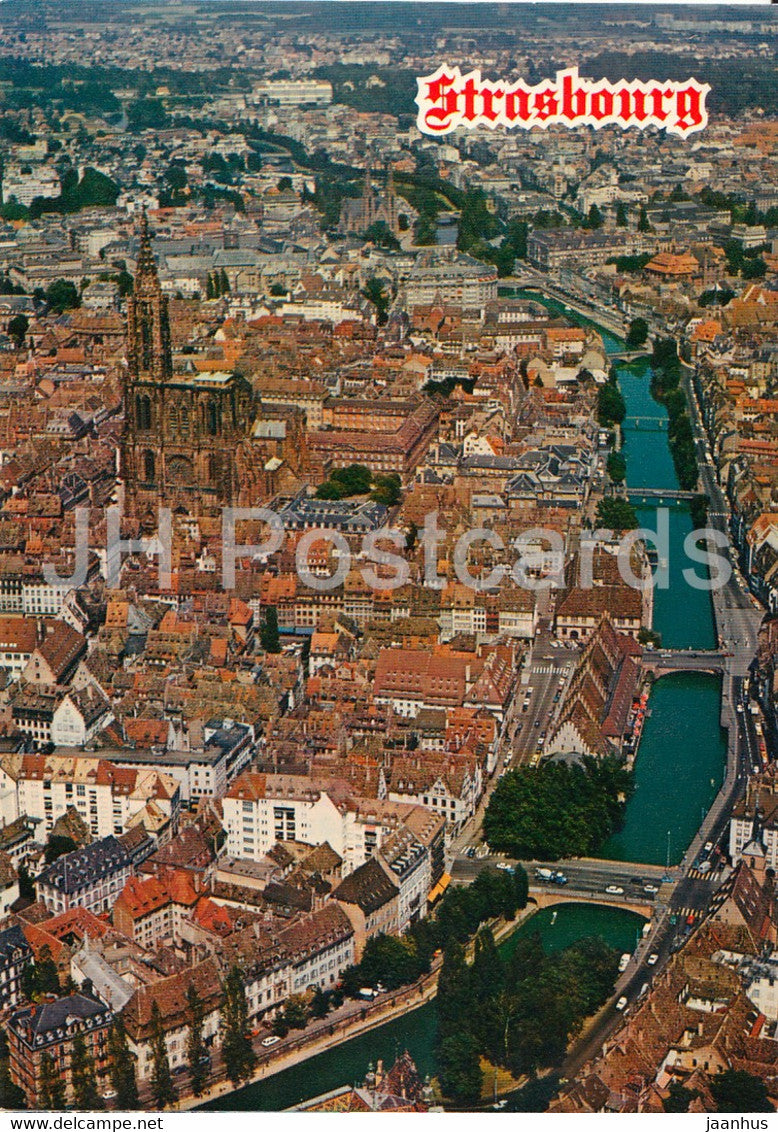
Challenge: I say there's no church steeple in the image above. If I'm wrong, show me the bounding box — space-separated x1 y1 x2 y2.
135 207 158 281
126 208 172 384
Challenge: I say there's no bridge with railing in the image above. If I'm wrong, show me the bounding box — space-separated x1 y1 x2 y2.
624 415 667 431
627 486 698 502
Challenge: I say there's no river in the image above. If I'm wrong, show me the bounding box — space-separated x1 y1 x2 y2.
206 288 725 1110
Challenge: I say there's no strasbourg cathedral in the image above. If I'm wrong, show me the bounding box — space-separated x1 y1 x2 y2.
121 214 308 527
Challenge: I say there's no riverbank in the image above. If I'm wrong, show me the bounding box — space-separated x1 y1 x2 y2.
185 905 539 1112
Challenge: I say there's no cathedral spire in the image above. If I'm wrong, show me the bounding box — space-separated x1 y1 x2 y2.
136 206 158 279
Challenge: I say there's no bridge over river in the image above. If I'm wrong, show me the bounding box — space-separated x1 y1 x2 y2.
451 856 672 920
626 486 698 502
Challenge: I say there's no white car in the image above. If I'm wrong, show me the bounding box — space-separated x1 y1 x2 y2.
261 1035 281 1048
704 841 713 853
496 862 512 871
615 996 628 1011
643 884 659 895
647 953 659 966
605 885 625 895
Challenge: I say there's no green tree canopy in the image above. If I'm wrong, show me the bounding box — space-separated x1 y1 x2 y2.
484 757 634 860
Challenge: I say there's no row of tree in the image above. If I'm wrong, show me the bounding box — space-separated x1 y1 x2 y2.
650 338 698 492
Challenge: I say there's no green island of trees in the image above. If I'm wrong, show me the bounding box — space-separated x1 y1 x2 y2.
484 756 634 861
436 927 620 1104
650 338 699 492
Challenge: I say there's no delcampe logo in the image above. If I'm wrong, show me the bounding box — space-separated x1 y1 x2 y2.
415 65 710 137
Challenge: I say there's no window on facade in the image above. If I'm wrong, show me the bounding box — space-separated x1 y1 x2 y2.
207 398 221 436
135 394 152 430
143 450 156 483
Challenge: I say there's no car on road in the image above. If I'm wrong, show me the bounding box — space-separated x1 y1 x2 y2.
643 884 659 895
262 1035 281 1047
704 841 713 853
101 1090 118 1102
605 885 625 895
618 953 630 972
615 996 628 1011
647 953 659 966
534 719 541 727
496 862 512 871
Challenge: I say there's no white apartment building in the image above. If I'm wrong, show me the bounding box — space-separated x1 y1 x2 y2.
223 772 435 882
0 753 180 840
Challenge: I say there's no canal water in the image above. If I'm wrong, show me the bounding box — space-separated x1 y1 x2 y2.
208 290 726 1109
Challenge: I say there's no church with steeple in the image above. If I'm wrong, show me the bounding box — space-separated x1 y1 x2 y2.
121 212 307 527
338 163 402 238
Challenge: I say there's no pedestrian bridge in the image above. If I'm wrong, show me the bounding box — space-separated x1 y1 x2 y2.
625 416 667 431
627 487 698 502
528 886 654 919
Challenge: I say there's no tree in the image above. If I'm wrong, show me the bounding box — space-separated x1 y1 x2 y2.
615 201 628 227
44 835 79 864
585 204 603 230
17 862 34 901
70 1033 101 1110
606 451 627 484
186 983 207 1097
260 605 280 653
596 497 639 532
39 1050 66 1110
219 269 230 295
127 99 167 132
638 204 651 233
221 966 256 1085
310 985 330 1019
626 317 649 350
371 473 401 507
710 1069 772 1113
7 314 28 348
107 1017 139 1110
22 944 60 1000
597 382 626 427
437 1032 483 1104
45 279 80 314
150 1001 177 1109
484 756 633 860
361 277 389 325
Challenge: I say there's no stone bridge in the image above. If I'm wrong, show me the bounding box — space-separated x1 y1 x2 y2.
528 887 653 919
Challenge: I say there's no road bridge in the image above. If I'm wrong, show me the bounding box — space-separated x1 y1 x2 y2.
528 887 654 918
642 649 729 677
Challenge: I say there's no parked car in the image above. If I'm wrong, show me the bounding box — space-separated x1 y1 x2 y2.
262 1035 281 1047
496 862 512 871
647 953 659 966
643 884 659 894
615 996 628 1011
605 885 625 895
